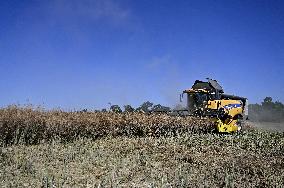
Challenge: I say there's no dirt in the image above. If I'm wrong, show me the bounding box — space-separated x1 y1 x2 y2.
250 121 284 132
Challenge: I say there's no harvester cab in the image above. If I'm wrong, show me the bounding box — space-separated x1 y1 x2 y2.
181 78 248 133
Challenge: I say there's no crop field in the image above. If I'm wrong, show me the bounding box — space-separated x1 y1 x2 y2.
0 106 283 187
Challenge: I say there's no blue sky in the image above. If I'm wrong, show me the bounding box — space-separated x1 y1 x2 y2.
0 0 283 110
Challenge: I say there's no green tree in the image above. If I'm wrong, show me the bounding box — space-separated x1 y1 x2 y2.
136 101 153 112
151 104 171 112
110 105 122 113
124 105 134 112
250 97 284 122
263 97 273 103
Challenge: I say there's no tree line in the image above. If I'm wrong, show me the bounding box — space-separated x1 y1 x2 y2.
105 101 172 113
249 97 284 122
87 97 284 123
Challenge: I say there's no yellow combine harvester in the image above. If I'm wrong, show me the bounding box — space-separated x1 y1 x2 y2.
181 78 248 133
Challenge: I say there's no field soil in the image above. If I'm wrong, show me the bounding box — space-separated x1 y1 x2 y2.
251 121 284 132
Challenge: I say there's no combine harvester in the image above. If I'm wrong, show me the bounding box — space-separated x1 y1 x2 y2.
172 78 248 133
